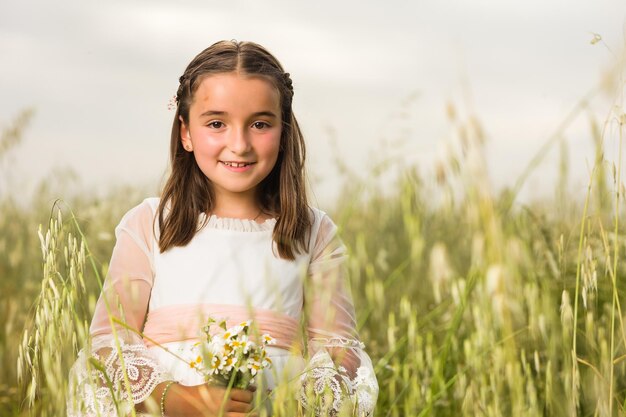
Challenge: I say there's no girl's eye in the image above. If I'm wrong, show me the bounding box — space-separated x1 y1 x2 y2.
208 121 224 129
252 121 269 130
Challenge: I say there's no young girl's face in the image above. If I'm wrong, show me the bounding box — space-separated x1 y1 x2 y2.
180 72 282 203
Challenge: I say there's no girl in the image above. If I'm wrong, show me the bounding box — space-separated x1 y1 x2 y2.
67 40 378 417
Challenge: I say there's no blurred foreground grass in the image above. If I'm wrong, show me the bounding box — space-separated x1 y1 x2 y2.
3 67 626 416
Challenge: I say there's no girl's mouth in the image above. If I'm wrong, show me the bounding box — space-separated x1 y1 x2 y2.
220 161 256 171
221 161 255 168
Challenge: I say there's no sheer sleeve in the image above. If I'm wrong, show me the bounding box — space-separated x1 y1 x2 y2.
299 212 379 416
67 200 170 417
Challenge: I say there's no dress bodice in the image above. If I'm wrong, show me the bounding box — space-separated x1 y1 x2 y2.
146 198 312 319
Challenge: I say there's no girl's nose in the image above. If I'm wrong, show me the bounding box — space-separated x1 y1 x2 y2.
227 127 252 155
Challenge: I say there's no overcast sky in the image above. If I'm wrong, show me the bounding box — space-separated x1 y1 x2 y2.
2 0 625 207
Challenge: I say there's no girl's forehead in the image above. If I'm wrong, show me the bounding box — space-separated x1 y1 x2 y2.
191 73 280 114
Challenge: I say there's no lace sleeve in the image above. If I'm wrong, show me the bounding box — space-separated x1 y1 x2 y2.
67 200 171 417
300 212 379 416
67 334 170 417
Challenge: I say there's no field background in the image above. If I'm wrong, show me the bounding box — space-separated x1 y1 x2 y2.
4 65 626 415
3 2 626 416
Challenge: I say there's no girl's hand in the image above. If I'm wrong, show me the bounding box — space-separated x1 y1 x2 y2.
192 383 258 417
140 381 258 417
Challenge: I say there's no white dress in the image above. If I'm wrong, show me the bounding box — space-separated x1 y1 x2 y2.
67 197 378 416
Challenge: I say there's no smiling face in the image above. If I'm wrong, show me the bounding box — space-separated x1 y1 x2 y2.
180 72 282 206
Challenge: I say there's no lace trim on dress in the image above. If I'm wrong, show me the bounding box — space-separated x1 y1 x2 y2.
198 213 277 232
299 342 378 417
67 339 169 417
309 337 366 350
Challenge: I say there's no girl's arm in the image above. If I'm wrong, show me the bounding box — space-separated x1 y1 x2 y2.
301 212 379 416
67 200 168 416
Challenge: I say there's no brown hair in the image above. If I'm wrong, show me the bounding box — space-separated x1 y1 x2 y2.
157 40 310 260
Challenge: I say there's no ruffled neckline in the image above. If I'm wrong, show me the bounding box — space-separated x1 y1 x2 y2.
199 213 277 232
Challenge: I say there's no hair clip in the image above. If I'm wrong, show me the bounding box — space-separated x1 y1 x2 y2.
167 95 178 111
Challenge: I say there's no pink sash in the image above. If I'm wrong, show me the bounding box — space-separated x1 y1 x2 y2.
142 304 301 351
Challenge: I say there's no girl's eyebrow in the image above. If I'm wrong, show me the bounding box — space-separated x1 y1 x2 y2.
199 110 278 119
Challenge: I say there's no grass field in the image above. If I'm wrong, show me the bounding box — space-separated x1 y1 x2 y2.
3 64 626 416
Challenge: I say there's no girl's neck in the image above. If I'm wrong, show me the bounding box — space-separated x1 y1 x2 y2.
210 192 264 221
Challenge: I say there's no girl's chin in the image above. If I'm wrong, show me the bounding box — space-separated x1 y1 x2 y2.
210 182 262 196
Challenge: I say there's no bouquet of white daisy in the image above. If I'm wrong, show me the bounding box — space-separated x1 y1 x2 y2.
189 318 276 389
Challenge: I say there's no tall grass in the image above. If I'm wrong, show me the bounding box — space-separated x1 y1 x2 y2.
3 52 626 415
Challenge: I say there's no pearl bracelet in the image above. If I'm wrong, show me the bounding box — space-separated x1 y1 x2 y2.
160 380 176 417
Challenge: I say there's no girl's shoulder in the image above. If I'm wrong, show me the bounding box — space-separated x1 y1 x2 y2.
308 206 336 229
119 197 159 221
307 206 342 253
308 206 326 223
308 206 340 228
115 197 160 234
